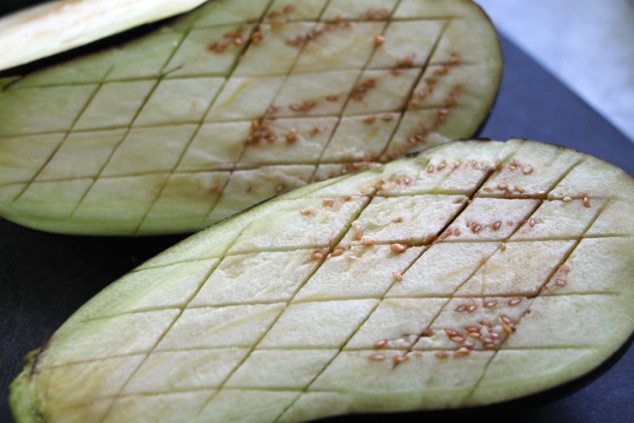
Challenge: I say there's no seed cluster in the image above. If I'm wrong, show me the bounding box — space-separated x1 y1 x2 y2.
360 154 591 364
245 120 325 147
246 120 276 145
390 243 408 254
377 174 416 193
368 310 525 364
255 5 297 31
351 79 378 101
415 54 462 104
396 55 416 68
208 13 471 166
289 101 317 113
541 263 572 293
286 20 353 47
207 27 247 54
363 8 391 21
572 192 593 208
440 219 508 239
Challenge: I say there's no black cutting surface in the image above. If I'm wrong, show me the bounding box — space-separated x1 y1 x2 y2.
1 3 633 422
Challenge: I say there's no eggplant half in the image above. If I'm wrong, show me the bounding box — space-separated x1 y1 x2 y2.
10 139 634 422
0 0 206 71
0 0 502 235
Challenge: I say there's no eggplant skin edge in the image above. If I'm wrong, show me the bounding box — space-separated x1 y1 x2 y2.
10 350 44 423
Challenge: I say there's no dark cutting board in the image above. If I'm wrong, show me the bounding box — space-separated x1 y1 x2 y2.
1 3 633 423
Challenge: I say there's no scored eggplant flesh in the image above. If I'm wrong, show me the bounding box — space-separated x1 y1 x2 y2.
0 0 502 235
10 139 634 423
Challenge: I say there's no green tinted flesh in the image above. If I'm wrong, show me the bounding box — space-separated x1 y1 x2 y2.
0 0 502 235
10 139 634 423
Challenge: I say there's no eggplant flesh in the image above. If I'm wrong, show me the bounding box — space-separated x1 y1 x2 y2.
0 0 207 71
0 0 502 235
10 139 634 423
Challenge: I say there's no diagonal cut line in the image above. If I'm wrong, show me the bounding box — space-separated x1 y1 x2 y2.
64 12 272 221
10 67 115 204
67 24 202 220
305 10 399 184
464 191 611 401
180 11 465 237
377 19 452 159
381 157 585 375
273 149 483 421
199 8 335 225
42 190 375 380
92 20 256 423
194 193 375 416
132 14 273 235
388 170 504 365
95 261 222 423
94 204 248 422
391 155 586 365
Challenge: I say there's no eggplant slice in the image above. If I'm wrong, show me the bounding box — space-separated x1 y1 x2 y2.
0 0 206 71
0 0 502 235
10 139 634 423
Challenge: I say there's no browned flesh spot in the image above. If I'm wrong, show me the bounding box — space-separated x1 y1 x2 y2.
392 354 409 364
289 101 318 113
351 78 378 102
374 339 388 349
310 251 323 260
286 21 352 47
207 27 247 54
245 120 277 146
396 55 415 68
390 243 408 254
330 248 344 257
251 31 263 44
364 8 391 21
368 353 386 362
399 85 464 152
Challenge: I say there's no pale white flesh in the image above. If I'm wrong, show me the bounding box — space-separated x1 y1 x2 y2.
0 0 502 235
0 0 206 71
10 139 634 423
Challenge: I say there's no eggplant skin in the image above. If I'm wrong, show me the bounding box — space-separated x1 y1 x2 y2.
10 353 44 423
9 139 634 423
0 0 502 236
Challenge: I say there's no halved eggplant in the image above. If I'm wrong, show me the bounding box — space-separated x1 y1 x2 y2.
0 0 502 235
0 0 206 71
10 139 634 423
